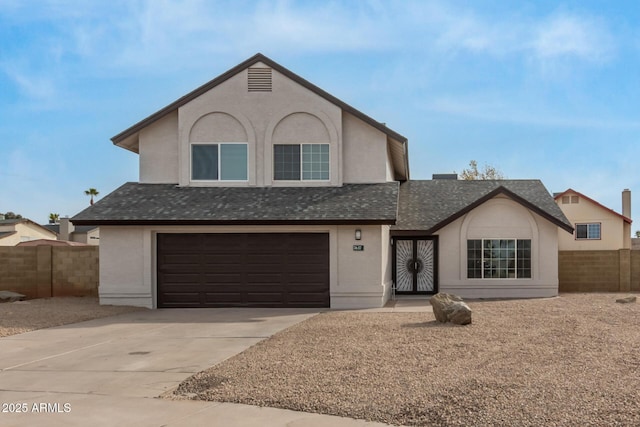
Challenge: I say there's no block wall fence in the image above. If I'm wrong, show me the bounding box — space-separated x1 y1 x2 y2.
559 249 640 293
0 246 98 298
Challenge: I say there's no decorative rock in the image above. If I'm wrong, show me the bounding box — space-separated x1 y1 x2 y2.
0 291 26 303
430 292 472 325
616 296 637 304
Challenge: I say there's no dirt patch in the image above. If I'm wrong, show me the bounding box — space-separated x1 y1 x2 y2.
0 297 145 337
171 293 640 426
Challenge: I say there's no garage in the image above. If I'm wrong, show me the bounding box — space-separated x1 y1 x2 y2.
157 233 330 308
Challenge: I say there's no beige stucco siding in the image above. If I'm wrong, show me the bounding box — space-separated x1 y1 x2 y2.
134 62 402 187
342 111 389 183
556 194 627 250
99 227 153 307
333 225 392 308
436 196 559 298
97 224 390 309
177 62 342 187
139 111 179 183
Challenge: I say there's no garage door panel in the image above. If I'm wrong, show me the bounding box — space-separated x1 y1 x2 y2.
245 272 283 282
200 254 243 264
157 233 329 308
202 273 242 283
246 253 284 264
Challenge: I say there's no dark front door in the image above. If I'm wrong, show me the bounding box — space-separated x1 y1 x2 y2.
393 237 437 294
157 233 330 308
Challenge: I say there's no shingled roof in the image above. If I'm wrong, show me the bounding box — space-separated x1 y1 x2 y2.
71 182 399 226
393 180 574 234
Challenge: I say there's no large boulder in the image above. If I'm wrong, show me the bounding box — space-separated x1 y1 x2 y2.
430 292 472 325
0 291 26 303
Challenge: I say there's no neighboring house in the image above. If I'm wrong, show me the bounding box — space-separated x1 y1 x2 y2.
72 53 573 309
43 217 99 246
0 218 58 246
554 189 632 250
17 239 88 247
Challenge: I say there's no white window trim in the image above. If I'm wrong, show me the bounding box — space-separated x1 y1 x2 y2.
467 238 532 280
273 143 331 182
190 142 249 182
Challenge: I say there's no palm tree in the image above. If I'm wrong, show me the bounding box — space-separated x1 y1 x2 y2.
85 188 99 205
49 213 60 224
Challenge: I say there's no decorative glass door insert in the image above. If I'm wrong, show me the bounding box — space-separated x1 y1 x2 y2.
394 238 436 293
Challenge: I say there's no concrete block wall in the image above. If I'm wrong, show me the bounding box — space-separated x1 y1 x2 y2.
559 250 640 292
0 247 39 297
0 246 98 298
52 247 99 297
631 250 640 292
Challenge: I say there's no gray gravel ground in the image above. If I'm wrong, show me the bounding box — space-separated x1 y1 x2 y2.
171 293 640 426
0 297 145 337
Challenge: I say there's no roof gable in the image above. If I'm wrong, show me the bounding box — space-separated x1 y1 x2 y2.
111 53 408 149
554 188 632 224
393 180 574 234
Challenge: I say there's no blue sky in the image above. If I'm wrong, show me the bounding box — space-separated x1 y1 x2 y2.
1 0 639 228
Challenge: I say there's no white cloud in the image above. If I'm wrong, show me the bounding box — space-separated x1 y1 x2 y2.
1 63 57 102
423 95 640 130
531 13 614 62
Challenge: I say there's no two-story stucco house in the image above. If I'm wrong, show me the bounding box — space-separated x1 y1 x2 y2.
555 189 632 250
72 54 573 309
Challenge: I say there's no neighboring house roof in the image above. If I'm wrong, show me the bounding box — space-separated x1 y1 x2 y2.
110 53 409 180
43 224 97 234
71 182 399 225
0 231 17 240
554 188 632 224
393 180 574 234
0 219 58 237
16 239 88 247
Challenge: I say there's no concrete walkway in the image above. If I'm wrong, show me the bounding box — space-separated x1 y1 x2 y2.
0 308 395 427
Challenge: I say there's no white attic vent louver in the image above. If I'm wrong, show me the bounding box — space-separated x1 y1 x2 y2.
248 67 272 92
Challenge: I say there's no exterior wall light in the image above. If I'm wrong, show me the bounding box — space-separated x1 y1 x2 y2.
355 229 362 240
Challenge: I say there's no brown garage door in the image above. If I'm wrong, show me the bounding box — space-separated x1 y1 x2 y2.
157 233 329 308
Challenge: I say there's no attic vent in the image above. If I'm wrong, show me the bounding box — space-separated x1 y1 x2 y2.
562 196 579 204
248 67 272 92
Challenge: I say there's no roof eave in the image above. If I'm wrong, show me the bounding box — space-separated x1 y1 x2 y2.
110 53 408 147
71 219 396 227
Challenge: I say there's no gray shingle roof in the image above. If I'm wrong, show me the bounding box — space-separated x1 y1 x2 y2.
43 224 96 234
71 182 399 225
393 180 573 233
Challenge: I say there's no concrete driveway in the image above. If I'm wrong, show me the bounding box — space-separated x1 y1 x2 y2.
0 308 393 427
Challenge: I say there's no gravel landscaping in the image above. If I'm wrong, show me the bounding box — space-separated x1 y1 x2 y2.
0 297 145 337
171 293 640 426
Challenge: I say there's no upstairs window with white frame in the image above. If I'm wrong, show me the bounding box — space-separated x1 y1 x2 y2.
575 223 601 240
191 143 248 181
273 144 329 181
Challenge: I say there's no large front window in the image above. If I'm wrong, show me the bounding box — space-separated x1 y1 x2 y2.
191 143 248 181
467 239 531 279
274 144 329 181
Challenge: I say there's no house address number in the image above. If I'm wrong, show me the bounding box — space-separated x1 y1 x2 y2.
353 245 364 251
